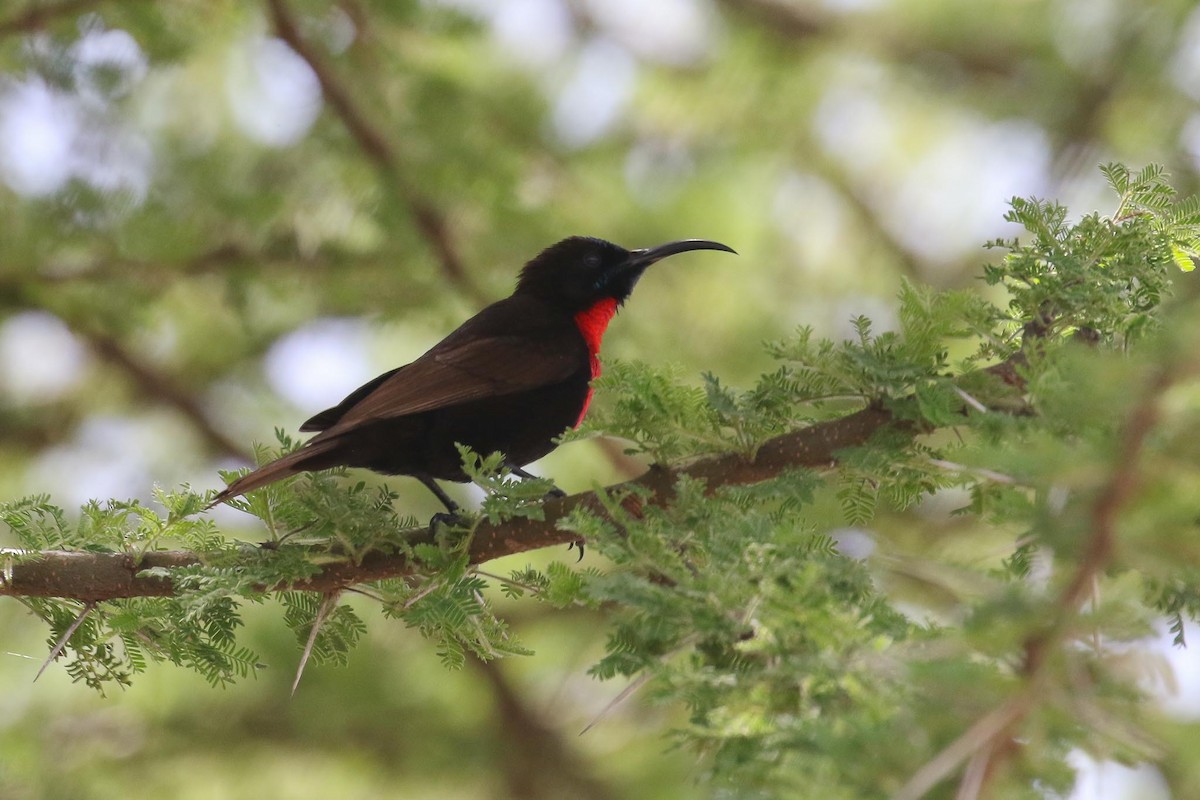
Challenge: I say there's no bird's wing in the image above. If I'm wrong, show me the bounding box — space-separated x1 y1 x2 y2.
323 332 584 431
300 365 404 431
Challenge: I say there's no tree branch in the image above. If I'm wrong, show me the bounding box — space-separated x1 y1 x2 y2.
0 401 911 601
718 0 1028 79
263 0 488 307
0 358 1025 603
0 0 147 36
18 240 340 287
4 270 253 461
472 658 619 800
894 357 1191 800
79 327 253 461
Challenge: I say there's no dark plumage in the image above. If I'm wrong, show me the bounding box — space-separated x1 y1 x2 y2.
209 236 735 513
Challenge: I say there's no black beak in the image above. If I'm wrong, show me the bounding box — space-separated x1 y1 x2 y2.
628 239 738 269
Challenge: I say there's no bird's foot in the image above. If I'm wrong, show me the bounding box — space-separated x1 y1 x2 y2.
429 511 471 531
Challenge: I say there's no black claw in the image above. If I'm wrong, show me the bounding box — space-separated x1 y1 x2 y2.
567 540 585 561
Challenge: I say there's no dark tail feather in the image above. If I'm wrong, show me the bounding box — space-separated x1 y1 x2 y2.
207 439 338 509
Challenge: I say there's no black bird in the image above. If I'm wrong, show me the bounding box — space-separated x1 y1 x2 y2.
210 236 736 516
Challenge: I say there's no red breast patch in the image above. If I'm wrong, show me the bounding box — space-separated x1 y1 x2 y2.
572 297 618 426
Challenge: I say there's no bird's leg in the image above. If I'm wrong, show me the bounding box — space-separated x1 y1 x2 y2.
508 466 582 560
416 474 468 529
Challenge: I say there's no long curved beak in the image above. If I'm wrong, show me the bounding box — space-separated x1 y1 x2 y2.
628 239 737 269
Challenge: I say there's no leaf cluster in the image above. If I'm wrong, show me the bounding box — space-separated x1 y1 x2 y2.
984 163 1194 345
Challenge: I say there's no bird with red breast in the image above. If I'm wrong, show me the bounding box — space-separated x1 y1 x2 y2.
210 236 736 521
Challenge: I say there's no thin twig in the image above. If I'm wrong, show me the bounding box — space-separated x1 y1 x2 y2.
814 154 929 281
34 600 96 682
579 671 652 736
580 632 700 735
2 274 250 460
292 590 340 696
927 458 1018 485
343 585 384 602
472 568 544 597
18 240 350 288
400 580 440 610
954 387 989 414
471 657 621 800
893 695 1031 800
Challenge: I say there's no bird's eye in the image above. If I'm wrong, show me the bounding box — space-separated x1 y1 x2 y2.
583 253 602 269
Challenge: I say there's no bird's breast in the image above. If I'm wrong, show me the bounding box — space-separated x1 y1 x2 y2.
573 297 618 370
571 297 618 426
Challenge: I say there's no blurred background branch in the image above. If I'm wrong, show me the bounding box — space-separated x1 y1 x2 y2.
264 0 486 306
0 0 131 37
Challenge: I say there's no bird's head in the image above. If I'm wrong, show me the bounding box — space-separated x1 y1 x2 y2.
515 236 736 311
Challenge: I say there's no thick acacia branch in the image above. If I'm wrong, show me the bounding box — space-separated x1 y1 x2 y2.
1 358 1025 603
1 401 912 601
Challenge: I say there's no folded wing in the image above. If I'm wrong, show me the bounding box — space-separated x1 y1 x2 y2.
310 330 584 436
